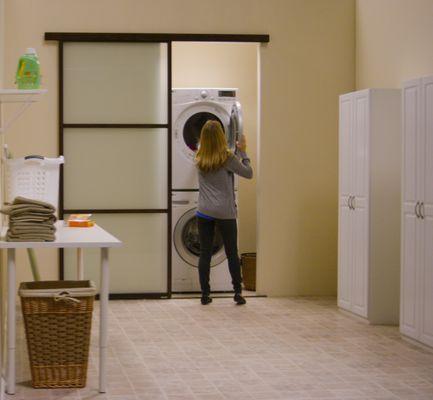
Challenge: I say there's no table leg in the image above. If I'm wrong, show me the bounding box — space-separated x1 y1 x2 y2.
0 253 4 400
77 248 84 280
99 248 109 393
6 249 15 395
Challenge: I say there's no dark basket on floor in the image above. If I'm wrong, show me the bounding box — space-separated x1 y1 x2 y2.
241 253 256 291
19 280 96 389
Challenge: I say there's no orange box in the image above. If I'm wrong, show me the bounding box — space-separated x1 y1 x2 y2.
68 220 95 228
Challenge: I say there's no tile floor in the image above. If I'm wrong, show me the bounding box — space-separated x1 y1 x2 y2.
6 297 433 400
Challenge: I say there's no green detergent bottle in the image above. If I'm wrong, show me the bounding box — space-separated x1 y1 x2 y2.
15 48 41 89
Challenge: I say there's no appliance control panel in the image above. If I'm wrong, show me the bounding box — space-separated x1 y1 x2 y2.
218 90 236 98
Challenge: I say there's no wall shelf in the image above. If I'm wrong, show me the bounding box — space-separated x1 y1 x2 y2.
0 89 47 133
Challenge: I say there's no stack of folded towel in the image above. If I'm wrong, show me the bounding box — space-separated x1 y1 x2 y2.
1 196 57 242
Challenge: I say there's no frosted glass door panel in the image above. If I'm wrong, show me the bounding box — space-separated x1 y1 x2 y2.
64 214 167 293
64 42 167 123
63 128 167 209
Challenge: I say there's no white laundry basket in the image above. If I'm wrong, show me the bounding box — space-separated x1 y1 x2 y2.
5 155 64 211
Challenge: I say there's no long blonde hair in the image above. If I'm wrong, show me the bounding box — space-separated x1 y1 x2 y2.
195 120 231 172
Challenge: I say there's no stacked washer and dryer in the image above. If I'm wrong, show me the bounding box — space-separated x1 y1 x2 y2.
172 88 243 293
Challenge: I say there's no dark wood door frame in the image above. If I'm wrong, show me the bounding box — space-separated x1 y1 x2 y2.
45 32 269 43
45 32 269 299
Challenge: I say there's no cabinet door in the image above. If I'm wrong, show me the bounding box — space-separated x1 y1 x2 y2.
338 205 352 311
420 77 433 346
400 205 419 339
351 92 369 317
421 210 433 346
401 79 422 339
351 205 368 317
338 95 354 310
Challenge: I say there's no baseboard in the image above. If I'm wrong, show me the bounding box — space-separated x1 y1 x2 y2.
338 307 369 324
400 334 433 353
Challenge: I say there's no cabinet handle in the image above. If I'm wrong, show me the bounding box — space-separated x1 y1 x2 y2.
348 196 355 210
415 202 420 218
420 202 425 219
351 196 355 210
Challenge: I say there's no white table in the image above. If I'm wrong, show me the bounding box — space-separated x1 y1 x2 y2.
0 221 122 395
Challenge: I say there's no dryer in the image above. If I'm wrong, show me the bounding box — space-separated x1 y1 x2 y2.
172 191 235 292
172 88 243 190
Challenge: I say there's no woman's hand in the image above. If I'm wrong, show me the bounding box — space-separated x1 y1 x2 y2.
236 134 247 152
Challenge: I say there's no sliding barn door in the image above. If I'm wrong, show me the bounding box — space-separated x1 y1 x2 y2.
61 41 171 296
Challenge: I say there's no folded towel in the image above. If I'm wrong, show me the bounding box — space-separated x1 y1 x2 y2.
6 232 55 242
2 197 57 242
9 222 56 230
9 227 56 235
9 222 56 229
9 219 54 226
9 224 56 231
10 219 57 226
7 235 55 240
11 214 57 223
2 206 55 217
7 230 55 236
12 196 55 211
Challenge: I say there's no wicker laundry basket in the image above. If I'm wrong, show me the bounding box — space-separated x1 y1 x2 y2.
241 253 256 291
19 280 96 388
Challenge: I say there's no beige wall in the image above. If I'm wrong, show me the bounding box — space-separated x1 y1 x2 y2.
3 0 355 296
0 0 3 87
172 42 258 254
357 0 433 89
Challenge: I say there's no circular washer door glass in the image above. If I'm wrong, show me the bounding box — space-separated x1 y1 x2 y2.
182 216 224 257
183 112 224 151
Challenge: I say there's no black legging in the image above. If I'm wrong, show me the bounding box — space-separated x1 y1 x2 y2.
197 217 242 295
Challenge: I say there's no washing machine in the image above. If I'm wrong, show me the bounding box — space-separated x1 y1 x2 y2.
172 191 236 293
172 88 243 190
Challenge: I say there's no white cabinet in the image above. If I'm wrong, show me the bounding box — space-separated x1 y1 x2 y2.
338 89 401 324
401 76 433 347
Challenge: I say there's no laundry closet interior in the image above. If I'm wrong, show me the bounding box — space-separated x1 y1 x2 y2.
45 33 265 298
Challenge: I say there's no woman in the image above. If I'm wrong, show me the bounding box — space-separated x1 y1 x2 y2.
195 120 253 305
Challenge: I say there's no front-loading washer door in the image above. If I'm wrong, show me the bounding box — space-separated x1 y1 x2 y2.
229 101 243 151
174 102 231 164
174 208 226 267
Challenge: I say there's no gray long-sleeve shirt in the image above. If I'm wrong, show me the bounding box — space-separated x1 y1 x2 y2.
197 151 253 219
